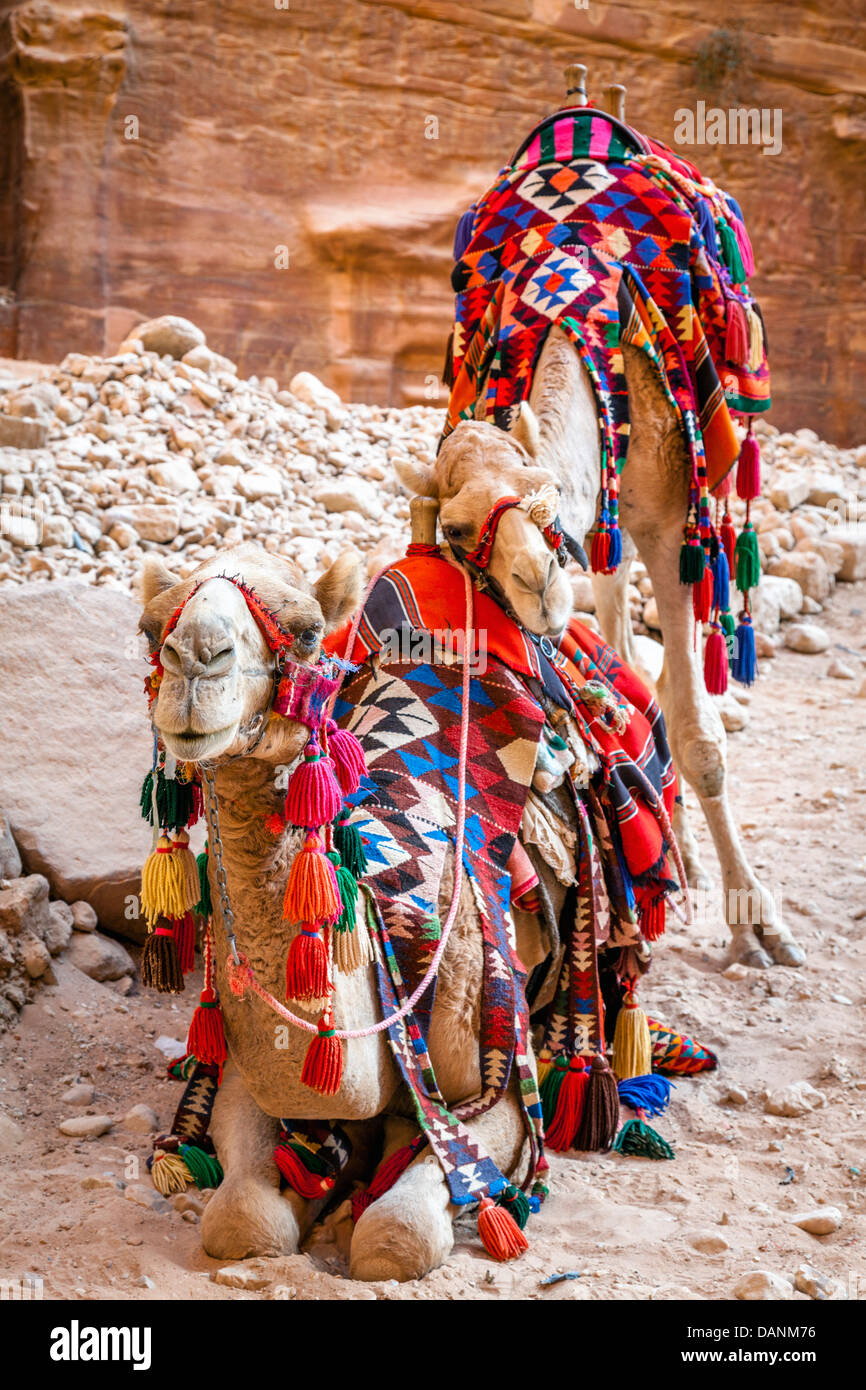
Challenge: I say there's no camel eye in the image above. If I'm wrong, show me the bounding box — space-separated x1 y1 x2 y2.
444 524 466 542
296 628 320 648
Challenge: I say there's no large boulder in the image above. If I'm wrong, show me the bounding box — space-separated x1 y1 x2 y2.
0 583 152 940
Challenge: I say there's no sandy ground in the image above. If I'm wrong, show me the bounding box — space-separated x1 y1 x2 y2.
1 580 864 1304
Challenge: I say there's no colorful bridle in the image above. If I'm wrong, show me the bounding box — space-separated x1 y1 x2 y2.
145 574 344 735
139 572 370 1101
448 488 588 580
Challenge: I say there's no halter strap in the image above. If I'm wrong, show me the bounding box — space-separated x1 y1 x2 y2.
456 495 567 573
148 573 344 733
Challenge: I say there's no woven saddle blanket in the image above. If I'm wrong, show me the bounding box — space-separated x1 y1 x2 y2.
326 554 681 1202
444 107 770 494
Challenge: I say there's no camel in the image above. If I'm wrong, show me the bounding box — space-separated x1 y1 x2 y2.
396 325 804 969
137 536 570 1281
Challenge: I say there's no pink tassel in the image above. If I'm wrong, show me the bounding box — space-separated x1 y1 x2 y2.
326 721 367 796
284 735 343 831
704 625 729 694
732 217 756 279
725 300 749 366
736 431 761 501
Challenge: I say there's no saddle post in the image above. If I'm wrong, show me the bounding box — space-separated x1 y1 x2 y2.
606 83 626 121
563 63 588 107
410 495 439 547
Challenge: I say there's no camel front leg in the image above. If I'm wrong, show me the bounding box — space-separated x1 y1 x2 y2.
350 1083 529 1283
632 522 804 968
201 1061 315 1260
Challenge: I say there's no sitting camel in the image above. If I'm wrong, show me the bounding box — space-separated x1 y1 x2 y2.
137 431 691 1278
138 541 555 1280
397 328 804 969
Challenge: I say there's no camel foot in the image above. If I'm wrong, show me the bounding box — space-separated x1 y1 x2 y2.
201 1179 302 1261
761 934 806 968
349 1158 453 1282
729 929 772 970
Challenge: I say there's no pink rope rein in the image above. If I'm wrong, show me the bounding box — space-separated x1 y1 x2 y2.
225 566 475 1040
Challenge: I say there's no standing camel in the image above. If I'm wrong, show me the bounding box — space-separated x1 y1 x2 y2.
397 333 803 969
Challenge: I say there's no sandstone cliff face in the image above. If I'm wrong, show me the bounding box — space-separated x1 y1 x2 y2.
1 1 864 443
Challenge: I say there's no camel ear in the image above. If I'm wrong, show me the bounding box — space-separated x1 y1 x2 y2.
510 401 540 458
393 455 439 498
139 555 182 606
315 549 363 633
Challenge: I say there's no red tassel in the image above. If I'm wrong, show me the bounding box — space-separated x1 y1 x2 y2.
285 928 330 1004
591 528 610 574
284 735 344 831
544 1056 589 1152
692 560 714 624
477 1196 528 1261
283 833 340 925
720 512 737 568
704 625 729 694
186 985 227 1067
175 911 196 974
736 432 761 501
301 1015 343 1096
725 300 749 365
326 722 367 796
274 1141 336 1199
264 811 286 836
639 895 667 941
351 1141 422 1222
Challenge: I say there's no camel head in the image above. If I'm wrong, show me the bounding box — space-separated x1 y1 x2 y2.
138 542 362 766
396 415 575 637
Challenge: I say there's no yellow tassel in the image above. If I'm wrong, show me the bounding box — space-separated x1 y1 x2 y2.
333 897 375 974
747 305 763 371
141 835 187 926
151 1150 192 1195
612 999 652 1081
535 1047 553 1086
171 829 201 912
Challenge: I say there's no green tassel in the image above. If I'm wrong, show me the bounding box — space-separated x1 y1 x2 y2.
540 1055 569 1129
194 845 211 918
734 522 761 592
496 1183 531 1230
178 1142 223 1188
613 1118 675 1160
140 768 195 831
327 851 358 932
679 538 705 585
334 811 367 880
718 219 746 284
719 609 736 640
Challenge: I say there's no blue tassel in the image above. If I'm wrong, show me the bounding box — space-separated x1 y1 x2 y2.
712 545 730 613
696 196 719 260
617 1073 673 1119
731 614 757 685
607 522 623 570
453 207 475 261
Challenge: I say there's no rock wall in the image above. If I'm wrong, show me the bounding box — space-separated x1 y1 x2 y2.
1 1 864 443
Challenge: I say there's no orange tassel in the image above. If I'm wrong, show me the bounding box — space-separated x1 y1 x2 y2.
285 928 329 1004
477 1197 528 1261
282 834 340 926
301 1014 343 1096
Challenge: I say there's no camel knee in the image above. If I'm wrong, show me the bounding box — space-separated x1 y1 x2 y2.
676 733 725 801
350 1154 453 1282
200 1177 302 1260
